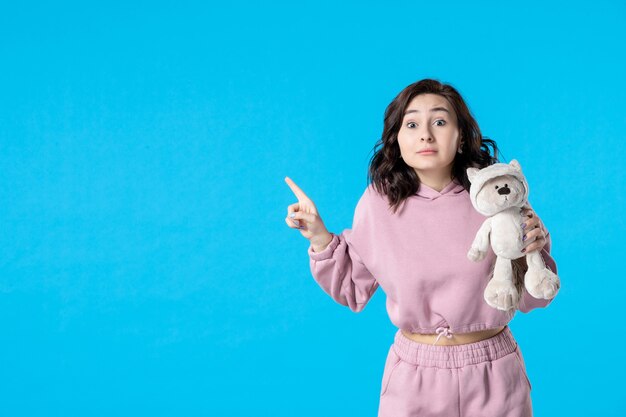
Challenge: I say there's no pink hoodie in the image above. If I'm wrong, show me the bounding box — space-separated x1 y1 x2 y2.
308 178 557 334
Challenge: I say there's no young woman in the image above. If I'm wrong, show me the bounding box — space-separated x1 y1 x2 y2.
284 78 557 417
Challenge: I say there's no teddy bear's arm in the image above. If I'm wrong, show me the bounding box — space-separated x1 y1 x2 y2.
472 218 492 252
467 218 492 262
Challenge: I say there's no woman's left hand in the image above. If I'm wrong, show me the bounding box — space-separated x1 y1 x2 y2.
521 207 547 253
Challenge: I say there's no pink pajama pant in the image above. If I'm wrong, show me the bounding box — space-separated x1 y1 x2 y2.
378 325 533 417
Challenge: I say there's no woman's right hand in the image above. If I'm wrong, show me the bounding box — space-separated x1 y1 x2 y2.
284 176 333 251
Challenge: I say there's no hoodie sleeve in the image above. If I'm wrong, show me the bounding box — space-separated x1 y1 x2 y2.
307 189 379 313
517 228 558 313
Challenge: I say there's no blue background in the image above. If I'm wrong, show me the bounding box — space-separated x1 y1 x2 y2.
1 1 624 416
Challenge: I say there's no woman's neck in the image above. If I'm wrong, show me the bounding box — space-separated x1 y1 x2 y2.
418 175 454 192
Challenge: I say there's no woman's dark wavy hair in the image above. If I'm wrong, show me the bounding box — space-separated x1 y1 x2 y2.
367 78 501 214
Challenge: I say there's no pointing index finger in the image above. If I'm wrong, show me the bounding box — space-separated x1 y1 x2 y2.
284 176 310 201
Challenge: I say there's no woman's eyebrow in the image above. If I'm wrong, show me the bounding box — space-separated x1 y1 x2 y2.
404 107 450 115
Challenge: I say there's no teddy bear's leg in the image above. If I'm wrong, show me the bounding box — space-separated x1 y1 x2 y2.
524 251 560 299
484 256 520 311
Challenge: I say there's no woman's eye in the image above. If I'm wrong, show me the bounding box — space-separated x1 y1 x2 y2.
406 120 445 128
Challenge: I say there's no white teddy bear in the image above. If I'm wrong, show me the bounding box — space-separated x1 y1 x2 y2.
466 160 560 312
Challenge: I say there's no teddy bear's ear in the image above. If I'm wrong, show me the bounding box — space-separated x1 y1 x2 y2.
509 159 522 171
466 167 480 183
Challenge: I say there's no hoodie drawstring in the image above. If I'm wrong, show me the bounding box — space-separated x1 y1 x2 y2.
434 326 453 345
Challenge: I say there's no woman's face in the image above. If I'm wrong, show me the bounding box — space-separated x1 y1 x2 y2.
397 93 462 182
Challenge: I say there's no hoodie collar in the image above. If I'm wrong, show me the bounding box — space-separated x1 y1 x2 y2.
416 177 466 200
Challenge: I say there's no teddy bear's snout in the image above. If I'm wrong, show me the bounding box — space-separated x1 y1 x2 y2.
497 185 511 195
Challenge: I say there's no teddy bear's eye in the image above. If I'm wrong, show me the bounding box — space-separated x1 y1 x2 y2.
495 185 499 189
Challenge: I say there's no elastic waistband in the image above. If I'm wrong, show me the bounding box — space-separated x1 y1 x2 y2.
393 326 518 369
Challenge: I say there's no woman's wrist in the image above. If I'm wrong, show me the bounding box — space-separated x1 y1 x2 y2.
310 232 333 252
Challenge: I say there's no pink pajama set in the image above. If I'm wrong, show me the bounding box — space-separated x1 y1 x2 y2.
308 179 558 417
